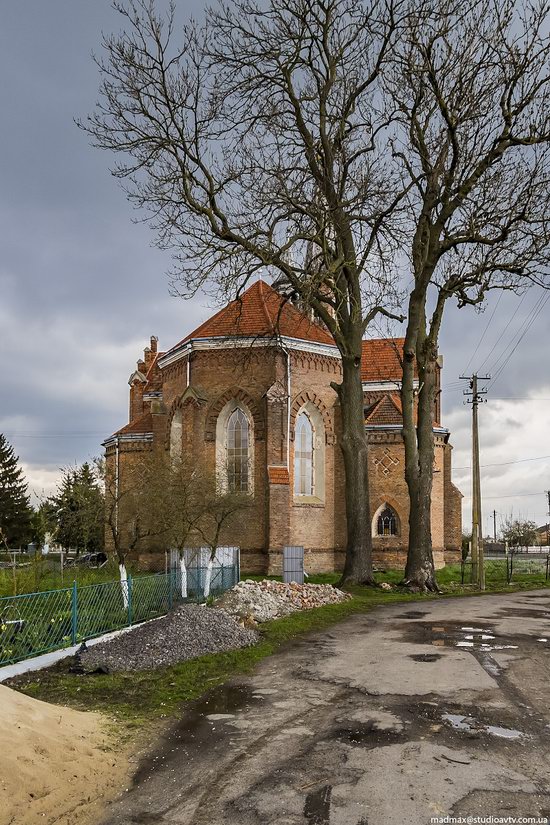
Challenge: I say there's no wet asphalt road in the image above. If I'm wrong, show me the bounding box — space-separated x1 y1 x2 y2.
102 590 550 825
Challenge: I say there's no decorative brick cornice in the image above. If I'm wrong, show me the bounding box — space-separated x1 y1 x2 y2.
292 351 341 375
290 391 335 445
164 386 207 449
204 386 264 442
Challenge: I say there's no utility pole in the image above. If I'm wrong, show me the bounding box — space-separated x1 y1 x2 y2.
493 509 498 544
460 374 490 590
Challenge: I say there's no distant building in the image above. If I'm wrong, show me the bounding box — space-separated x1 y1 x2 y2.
535 524 550 546
104 280 462 573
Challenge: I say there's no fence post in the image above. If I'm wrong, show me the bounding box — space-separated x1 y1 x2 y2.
168 570 173 611
546 554 549 581
127 575 133 626
71 580 78 645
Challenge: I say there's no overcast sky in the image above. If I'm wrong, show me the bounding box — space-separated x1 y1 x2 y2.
1 2 548 536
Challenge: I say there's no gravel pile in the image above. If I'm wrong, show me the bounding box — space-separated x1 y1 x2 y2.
78 604 259 673
215 579 352 623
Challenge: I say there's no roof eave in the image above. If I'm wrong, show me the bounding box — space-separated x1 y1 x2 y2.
158 334 339 368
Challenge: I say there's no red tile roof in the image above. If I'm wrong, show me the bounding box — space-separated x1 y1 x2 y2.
167 279 335 352
113 412 153 437
164 281 417 385
361 338 409 383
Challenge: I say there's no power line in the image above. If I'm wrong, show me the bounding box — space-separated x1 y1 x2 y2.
461 491 544 499
463 291 503 374
454 454 550 471
476 290 529 373
487 291 550 387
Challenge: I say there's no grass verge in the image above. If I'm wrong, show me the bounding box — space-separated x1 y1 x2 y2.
9 568 550 728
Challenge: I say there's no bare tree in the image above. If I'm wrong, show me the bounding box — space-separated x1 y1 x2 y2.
141 453 211 596
96 455 163 602
382 0 550 590
501 517 538 549
198 485 252 597
81 0 409 584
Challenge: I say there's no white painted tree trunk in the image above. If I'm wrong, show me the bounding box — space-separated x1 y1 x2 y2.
179 554 188 599
119 563 129 609
203 558 213 599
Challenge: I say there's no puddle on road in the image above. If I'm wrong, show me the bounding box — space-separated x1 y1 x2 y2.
131 683 259 786
409 653 443 662
495 608 550 619
335 719 405 749
442 713 525 740
304 784 332 825
442 713 475 731
402 620 524 652
396 610 429 619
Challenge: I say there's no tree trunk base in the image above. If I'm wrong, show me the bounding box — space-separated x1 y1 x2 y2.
337 573 376 588
401 575 440 593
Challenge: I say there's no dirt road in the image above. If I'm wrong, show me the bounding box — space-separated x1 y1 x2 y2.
102 590 550 825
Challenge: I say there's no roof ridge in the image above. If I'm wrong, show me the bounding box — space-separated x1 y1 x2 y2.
257 279 276 332
365 395 385 422
388 393 403 414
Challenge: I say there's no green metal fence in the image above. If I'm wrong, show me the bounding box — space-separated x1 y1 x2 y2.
0 562 238 666
461 552 550 585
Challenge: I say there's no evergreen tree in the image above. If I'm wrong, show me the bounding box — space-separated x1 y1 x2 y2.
0 433 32 547
51 463 104 553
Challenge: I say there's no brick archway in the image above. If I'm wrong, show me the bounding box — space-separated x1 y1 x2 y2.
205 387 264 441
371 497 403 538
290 391 335 444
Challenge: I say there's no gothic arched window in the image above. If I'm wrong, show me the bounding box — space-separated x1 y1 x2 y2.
377 505 398 536
170 409 183 460
294 412 314 496
227 408 250 492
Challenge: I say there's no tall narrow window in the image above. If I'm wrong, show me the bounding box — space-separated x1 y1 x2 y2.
294 412 314 496
170 409 183 461
227 408 249 492
377 506 398 536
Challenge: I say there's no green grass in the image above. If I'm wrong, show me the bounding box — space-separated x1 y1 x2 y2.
10 565 550 728
0 558 151 599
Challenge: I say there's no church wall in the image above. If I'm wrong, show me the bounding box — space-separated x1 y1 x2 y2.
162 347 278 573
104 438 153 559
368 432 410 570
444 442 463 564
108 336 462 576
284 350 344 574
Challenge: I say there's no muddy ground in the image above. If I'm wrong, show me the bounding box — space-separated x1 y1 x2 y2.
101 589 550 825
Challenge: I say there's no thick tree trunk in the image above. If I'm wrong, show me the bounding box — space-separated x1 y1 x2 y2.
401 292 439 592
334 354 373 586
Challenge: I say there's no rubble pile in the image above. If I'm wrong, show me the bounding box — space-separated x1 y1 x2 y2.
78 605 258 672
215 579 352 624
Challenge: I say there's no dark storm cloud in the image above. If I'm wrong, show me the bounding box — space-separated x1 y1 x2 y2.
0 2 548 526
0 1 208 491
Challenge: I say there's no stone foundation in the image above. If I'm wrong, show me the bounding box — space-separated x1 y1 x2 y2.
135 546 458 576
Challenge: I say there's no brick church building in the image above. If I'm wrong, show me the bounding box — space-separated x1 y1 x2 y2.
104 279 462 573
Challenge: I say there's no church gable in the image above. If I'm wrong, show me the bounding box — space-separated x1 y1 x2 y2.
365 394 403 426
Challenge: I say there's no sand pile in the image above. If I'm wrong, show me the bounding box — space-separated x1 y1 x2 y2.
0 684 127 825
216 579 352 623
